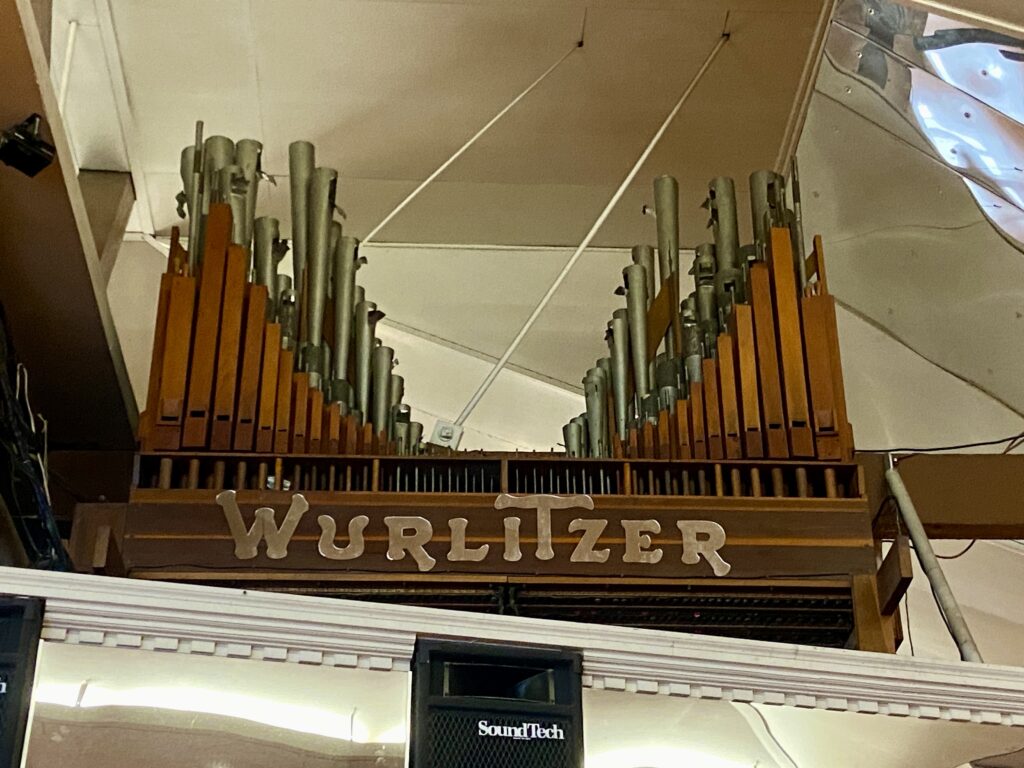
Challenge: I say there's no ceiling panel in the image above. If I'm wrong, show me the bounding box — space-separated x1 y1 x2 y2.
107 0 827 246
109 0 263 170
251 0 583 178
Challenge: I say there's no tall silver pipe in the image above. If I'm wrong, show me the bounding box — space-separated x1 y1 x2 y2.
659 385 679 413
235 138 262 254
622 264 650 398
790 155 808 287
327 222 340 302
681 295 702 385
563 422 582 458
573 414 589 457
215 164 247 246
886 467 983 662
183 122 204 270
630 245 656 306
371 346 394 435
749 169 787 258
354 300 381 423
583 368 607 458
279 289 298 353
254 217 278 312
331 236 361 387
595 365 609 456
692 244 718 357
393 404 412 455
389 373 405 440
288 141 315 297
177 146 198 258
707 177 740 271
303 167 338 389
275 274 292 307
608 310 630 440
707 176 744 307
409 422 423 454
203 136 234 215
654 354 677 389
653 175 680 353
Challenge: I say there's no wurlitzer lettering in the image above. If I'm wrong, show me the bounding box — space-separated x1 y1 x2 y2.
219 492 732 575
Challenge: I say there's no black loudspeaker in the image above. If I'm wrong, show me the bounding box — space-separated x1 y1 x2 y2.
0 597 43 768
410 639 583 768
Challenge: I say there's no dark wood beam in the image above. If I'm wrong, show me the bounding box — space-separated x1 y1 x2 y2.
877 534 912 616
869 453 1024 539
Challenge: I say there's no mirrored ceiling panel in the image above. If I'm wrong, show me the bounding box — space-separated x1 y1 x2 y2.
797 0 1024 417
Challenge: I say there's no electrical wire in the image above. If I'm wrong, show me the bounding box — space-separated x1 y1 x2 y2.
1003 434 1024 453
934 540 977 559
861 430 1024 454
902 590 915 657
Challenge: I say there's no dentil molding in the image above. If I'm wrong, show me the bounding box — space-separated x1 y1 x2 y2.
2 567 1023 726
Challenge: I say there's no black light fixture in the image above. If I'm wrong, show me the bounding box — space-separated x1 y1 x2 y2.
0 114 56 177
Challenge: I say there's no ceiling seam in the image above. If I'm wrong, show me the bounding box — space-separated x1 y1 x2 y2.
379 317 583 393
834 296 1024 422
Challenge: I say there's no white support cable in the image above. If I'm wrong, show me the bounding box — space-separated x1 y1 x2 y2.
454 33 730 427
57 19 79 111
361 41 580 245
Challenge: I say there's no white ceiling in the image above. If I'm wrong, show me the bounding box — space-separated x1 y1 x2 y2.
63 0 829 246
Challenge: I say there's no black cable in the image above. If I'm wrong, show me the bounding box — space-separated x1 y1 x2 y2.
861 430 1024 454
902 539 979 559
902 591 915 657
935 540 977 559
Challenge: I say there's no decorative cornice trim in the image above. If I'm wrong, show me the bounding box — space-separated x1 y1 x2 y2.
3 567 1023 726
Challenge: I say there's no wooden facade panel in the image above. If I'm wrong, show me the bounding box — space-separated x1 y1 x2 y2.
749 263 788 458
210 245 248 451
121 498 875 580
716 334 742 459
182 204 232 448
234 285 268 452
767 227 814 457
727 304 763 459
148 275 197 451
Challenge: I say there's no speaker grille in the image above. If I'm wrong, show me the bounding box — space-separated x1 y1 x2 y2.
427 710 575 767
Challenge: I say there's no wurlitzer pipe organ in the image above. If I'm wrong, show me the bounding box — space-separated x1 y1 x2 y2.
561 170 854 495
140 124 426 494
110 124 905 654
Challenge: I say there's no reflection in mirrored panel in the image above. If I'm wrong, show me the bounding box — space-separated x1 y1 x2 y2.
24 643 409 768
827 0 1024 246
797 0 1024 423
584 688 1024 768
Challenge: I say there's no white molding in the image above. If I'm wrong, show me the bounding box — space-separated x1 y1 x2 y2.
3 567 1023 726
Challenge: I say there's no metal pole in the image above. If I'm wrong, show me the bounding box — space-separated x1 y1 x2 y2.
453 32 730 427
885 466 984 663
362 41 580 245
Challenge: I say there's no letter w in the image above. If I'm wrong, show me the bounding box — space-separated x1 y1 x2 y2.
217 490 309 560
